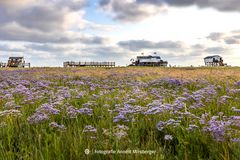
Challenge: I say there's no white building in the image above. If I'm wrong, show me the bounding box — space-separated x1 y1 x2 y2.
130 52 168 66
204 55 224 66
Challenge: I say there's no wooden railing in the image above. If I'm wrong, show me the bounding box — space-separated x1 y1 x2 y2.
0 62 30 68
63 61 115 67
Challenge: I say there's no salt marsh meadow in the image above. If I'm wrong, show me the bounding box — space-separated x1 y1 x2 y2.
0 67 240 160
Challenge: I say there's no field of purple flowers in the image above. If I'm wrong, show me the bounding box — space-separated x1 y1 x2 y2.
0 67 240 160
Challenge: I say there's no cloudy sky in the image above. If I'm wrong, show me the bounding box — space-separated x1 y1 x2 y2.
0 0 240 67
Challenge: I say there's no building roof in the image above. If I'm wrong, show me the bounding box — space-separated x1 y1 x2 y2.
137 55 161 59
204 55 222 59
9 57 24 59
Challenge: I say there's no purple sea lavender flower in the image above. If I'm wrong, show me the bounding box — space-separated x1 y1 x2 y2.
78 108 93 115
4 101 15 109
36 103 60 115
82 101 97 107
204 116 231 142
35 80 51 88
19 80 30 86
199 113 209 124
232 107 240 113
218 95 231 104
157 119 181 131
186 124 199 132
56 87 71 99
70 80 84 86
173 100 185 110
218 112 224 116
123 104 146 114
235 81 240 86
206 85 217 95
179 111 200 119
192 93 205 102
156 121 165 131
163 104 173 110
230 116 240 120
92 94 100 99
83 125 97 133
189 102 205 109
114 131 128 140
103 104 110 108
49 122 66 131
143 106 163 115
90 86 95 91
51 100 63 106
166 78 182 86
176 97 188 102
4 101 22 109
0 82 9 89
165 119 181 127
229 89 240 94
126 98 136 104
3 93 14 100
116 124 129 130
66 106 79 118
99 90 110 96
76 92 86 99
113 114 129 123
115 104 121 107
27 112 49 124
146 100 163 108
231 138 240 143
164 135 173 141
0 109 22 117
15 84 29 94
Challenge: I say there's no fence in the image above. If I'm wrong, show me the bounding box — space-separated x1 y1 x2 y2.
63 61 115 67
0 62 30 68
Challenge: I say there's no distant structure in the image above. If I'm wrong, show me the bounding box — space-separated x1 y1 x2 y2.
129 52 168 67
7 57 30 68
0 62 6 68
204 55 226 66
63 61 115 67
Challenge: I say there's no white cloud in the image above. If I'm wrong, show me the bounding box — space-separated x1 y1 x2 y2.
99 0 167 22
0 0 240 67
99 0 240 22
207 30 240 45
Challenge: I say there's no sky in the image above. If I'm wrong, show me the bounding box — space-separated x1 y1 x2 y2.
0 0 240 67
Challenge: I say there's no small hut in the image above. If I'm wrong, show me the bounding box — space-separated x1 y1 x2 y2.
0 62 6 68
204 55 226 66
7 57 30 68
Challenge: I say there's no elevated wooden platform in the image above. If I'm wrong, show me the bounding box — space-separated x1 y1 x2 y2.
23 63 31 68
0 62 30 68
63 61 115 67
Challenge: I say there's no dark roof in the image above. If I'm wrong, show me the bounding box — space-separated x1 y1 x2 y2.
204 55 222 59
137 55 161 59
9 57 24 59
